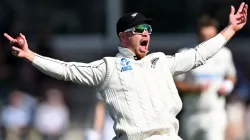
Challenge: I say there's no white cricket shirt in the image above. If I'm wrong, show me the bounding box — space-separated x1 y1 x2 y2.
32 34 227 140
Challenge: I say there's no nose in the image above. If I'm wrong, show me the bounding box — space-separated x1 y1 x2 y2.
142 29 149 37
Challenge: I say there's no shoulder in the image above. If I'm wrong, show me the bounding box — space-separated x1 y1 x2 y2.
102 57 117 66
146 52 169 63
88 59 106 68
146 52 175 67
219 47 233 57
176 47 190 53
147 52 166 58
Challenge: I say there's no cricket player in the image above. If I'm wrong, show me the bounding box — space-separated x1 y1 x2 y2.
87 92 115 140
3 3 248 140
174 15 237 140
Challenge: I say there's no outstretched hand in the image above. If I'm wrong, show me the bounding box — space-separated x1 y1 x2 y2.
4 33 35 62
229 2 248 32
3 33 30 58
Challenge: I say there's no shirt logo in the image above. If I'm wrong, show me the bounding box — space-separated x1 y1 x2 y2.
151 57 159 68
120 58 132 72
131 13 137 18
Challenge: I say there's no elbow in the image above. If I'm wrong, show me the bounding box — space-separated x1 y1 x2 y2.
57 68 71 81
59 74 67 81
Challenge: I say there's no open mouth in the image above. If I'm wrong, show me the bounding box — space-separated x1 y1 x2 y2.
140 40 148 46
139 40 148 52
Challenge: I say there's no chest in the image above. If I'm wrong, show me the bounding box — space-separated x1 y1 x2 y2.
103 57 182 115
109 57 179 104
115 58 169 88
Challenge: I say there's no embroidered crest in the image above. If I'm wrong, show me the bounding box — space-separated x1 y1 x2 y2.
120 58 132 72
151 57 159 68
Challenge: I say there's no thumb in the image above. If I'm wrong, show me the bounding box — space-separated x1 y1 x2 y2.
12 46 23 57
12 46 22 52
230 6 235 15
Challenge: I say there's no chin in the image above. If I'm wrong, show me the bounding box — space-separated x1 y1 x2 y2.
136 51 148 59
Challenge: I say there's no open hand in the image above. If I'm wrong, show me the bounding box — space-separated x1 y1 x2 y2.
229 2 248 32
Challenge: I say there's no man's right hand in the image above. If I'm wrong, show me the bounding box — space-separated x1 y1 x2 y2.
3 33 35 62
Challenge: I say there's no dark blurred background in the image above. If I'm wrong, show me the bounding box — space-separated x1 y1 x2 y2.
0 0 250 139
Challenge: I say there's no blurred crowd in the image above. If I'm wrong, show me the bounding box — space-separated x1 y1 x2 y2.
0 89 69 140
0 2 72 139
1 0 250 140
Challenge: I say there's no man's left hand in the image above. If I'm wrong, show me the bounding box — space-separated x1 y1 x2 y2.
229 2 248 32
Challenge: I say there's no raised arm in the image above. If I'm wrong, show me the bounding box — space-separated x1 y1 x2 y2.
167 2 248 76
3 33 106 86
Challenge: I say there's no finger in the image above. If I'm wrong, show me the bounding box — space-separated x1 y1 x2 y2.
237 17 246 25
3 33 15 41
241 4 248 15
236 15 246 25
20 33 26 40
237 2 245 14
236 15 243 21
244 4 248 17
12 46 22 52
241 4 248 22
231 6 235 15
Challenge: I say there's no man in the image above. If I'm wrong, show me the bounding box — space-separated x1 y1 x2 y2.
0 90 31 140
174 15 237 140
34 88 69 140
86 92 115 140
3 3 248 140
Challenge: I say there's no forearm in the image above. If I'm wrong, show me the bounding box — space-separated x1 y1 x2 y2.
93 101 105 132
169 32 228 76
197 25 236 61
220 25 236 41
27 52 105 85
175 81 201 93
197 33 227 62
31 53 66 80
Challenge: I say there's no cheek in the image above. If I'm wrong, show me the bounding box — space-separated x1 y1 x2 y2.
133 37 141 44
128 38 137 46
132 39 139 45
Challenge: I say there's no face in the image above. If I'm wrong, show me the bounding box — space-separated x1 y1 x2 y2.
9 91 23 106
119 24 151 59
46 89 64 105
198 26 218 42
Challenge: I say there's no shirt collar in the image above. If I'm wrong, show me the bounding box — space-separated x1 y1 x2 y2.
117 46 138 59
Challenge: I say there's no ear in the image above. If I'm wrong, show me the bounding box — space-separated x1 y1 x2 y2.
119 32 127 40
119 32 128 42
118 32 123 39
